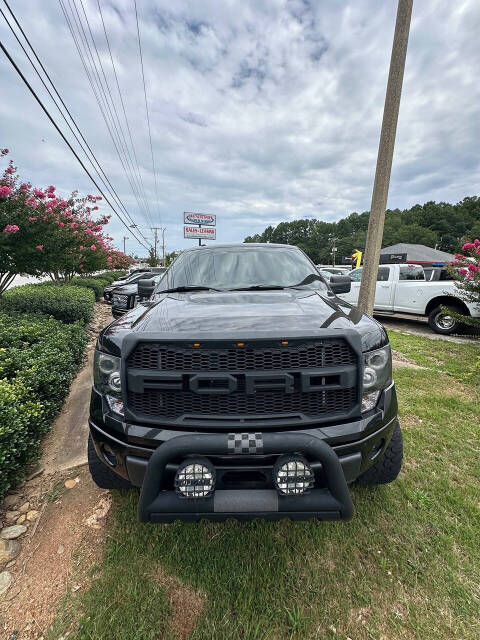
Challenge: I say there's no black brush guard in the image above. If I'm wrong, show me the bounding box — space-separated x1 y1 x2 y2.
138 432 353 522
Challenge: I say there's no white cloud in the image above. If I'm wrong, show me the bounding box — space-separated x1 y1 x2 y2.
1 0 479 255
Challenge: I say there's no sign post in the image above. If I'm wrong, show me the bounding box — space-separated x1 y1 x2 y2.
183 212 216 246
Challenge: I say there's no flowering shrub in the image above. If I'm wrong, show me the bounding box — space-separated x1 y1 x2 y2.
0 311 88 498
1 284 95 323
0 149 134 294
448 240 480 330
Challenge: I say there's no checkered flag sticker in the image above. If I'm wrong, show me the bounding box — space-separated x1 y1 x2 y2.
228 432 263 455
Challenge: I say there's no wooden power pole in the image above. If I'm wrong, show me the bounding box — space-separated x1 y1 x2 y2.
357 0 413 315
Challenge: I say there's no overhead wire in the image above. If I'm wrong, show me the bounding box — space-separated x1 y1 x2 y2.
76 0 155 229
134 0 161 227
0 40 151 250
1 1 151 247
95 0 154 232
61 0 151 229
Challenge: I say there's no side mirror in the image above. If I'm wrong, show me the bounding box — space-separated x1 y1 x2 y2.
329 275 351 294
137 278 156 299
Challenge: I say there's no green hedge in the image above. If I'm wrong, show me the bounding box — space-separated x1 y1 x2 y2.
1 284 95 323
70 277 108 301
0 312 88 498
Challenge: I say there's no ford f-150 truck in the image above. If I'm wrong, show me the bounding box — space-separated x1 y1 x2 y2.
88 243 402 523
338 263 480 334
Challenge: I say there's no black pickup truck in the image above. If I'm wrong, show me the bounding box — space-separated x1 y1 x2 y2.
89 243 402 522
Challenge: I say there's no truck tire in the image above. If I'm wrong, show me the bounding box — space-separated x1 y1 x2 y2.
88 434 133 490
427 304 463 335
356 421 403 486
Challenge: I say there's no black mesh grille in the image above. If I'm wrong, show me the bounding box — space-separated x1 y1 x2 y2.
127 340 355 371
127 387 356 420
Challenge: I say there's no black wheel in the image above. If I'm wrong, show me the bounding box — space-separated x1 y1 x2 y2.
356 421 403 486
88 434 132 490
427 304 463 335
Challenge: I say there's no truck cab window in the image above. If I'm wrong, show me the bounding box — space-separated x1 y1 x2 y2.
399 266 425 281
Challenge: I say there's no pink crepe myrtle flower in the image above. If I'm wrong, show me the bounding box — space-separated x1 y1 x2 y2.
73 230 78 235
25 196 39 209
33 188 45 199
20 183 29 192
70 222 78 229
36 245 44 251
3 224 19 233
468 263 479 273
57 221 65 228
5 166 14 175
462 242 475 251
474 239 480 246
28 217 37 222
0 185 12 198
476 245 480 256
90 244 96 250
107 256 113 263
458 268 467 275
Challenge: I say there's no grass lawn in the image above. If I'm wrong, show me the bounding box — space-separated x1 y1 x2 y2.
50 332 480 640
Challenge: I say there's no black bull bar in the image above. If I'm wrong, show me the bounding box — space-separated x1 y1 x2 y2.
138 432 354 522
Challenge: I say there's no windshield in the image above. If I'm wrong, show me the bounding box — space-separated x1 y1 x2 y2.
156 247 328 292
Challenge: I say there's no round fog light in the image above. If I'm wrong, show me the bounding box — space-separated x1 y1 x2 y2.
174 457 215 498
273 455 314 495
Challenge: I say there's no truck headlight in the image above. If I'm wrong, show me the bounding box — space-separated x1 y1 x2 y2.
362 345 392 412
93 350 122 397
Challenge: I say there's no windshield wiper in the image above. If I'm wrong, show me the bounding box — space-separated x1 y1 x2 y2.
229 274 324 292
159 285 224 293
228 284 287 291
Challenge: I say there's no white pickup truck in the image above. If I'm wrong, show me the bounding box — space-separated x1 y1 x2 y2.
338 263 480 334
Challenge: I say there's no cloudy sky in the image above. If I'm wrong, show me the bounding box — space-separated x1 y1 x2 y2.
1 0 479 256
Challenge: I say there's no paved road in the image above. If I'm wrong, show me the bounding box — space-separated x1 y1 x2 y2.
375 313 478 343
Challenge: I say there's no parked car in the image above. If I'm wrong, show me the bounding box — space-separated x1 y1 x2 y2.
89 243 402 523
338 263 479 334
103 267 165 302
111 270 167 318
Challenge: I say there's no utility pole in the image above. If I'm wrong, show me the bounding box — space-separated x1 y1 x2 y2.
130 224 166 265
123 236 129 254
153 228 158 263
331 237 338 266
161 227 166 266
357 0 413 315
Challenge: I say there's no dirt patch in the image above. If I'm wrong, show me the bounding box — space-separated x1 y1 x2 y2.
150 568 206 640
392 350 427 370
0 468 108 639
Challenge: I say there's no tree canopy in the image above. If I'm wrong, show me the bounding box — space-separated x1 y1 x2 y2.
244 198 480 264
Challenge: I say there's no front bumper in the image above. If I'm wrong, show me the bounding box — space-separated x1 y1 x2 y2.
137 432 353 522
89 382 398 522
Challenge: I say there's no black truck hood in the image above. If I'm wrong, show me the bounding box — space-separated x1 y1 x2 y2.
99 289 388 354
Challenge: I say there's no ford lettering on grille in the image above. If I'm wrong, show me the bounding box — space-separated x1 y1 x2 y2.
125 339 360 427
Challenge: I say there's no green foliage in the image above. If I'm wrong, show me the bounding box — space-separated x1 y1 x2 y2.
70 277 108 301
244 197 480 264
0 311 88 498
1 284 95 323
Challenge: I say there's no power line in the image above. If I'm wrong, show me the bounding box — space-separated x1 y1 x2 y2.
95 0 154 231
0 40 150 250
77 0 154 229
1 1 150 246
60 0 153 231
134 0 161 227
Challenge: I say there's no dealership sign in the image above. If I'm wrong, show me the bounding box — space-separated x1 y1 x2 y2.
184 226 216 239
184 212 216 226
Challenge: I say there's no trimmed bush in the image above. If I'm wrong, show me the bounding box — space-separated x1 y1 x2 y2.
70 277 107 301
1 284 95 323
0 312 88 498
